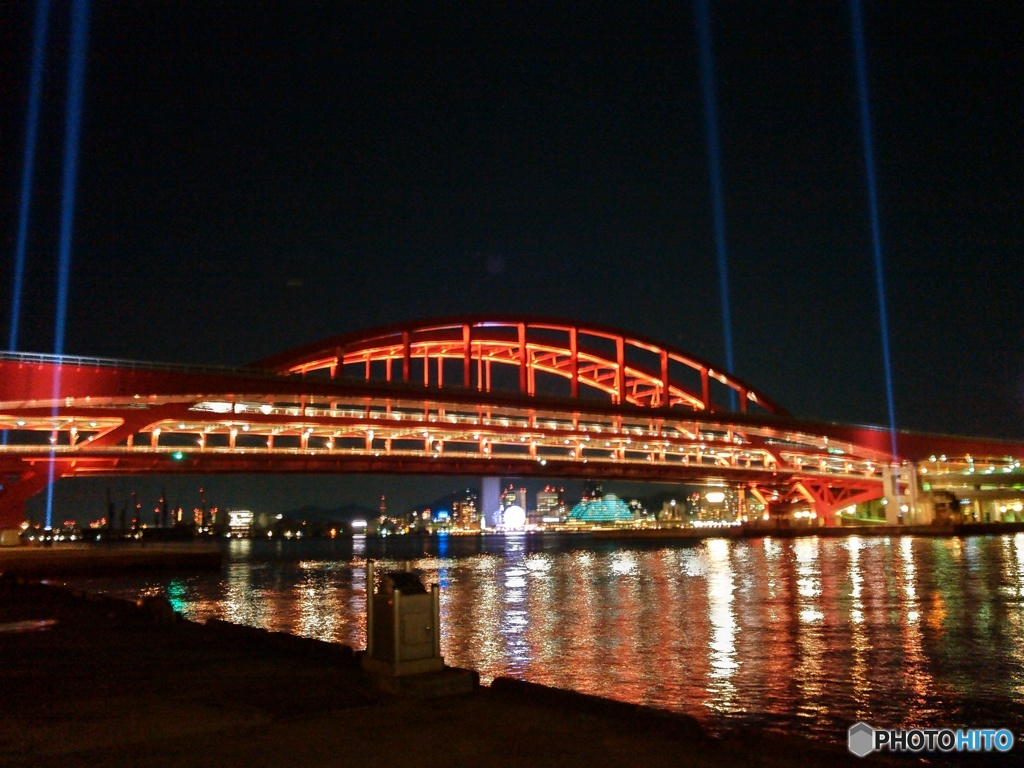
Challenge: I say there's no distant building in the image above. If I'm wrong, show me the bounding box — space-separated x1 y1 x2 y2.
536 485 564 523
501 484 527 512
227 509 254 537
481 477 501 527
452 488 480 530
568 493 633 524
659 498 686 522
692 488 740 523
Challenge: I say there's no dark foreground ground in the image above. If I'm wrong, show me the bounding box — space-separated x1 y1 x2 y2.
0 573 915 768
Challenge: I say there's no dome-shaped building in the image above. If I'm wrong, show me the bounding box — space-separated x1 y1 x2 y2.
567 493 634 524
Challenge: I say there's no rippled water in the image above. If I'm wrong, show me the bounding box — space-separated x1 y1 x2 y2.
67 533 1024 744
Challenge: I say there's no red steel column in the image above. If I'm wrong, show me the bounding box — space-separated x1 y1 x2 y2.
615 336 625 405
569 327 579 399
331 346 342 379
402 331 411 384
660 349 670 407
463 324 472 388
518 323 528 394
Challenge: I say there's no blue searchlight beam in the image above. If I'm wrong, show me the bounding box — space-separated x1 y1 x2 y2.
46 0 92 528
695 0 737 409
8 0 52 352
851 0 898 458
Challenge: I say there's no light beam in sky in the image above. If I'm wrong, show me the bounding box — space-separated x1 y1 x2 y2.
8 0 52 352
851 0 898 457
694 0 736 409
46 0 92 528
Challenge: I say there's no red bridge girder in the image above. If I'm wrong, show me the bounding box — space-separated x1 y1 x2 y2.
2 316 1023 530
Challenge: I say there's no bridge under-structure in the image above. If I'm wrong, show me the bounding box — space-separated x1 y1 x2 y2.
1 316 1022 534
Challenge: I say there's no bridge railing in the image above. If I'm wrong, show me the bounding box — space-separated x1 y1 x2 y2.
0 351 276 380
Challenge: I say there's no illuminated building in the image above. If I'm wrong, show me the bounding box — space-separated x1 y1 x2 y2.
536 485 565 523
501 484 527 512
692 487 740 523
660 498 685 522
451 488 480 530
568 493 633 524
227 509 254 537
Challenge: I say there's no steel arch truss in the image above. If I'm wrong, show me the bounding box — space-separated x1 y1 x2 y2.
252 317 790 417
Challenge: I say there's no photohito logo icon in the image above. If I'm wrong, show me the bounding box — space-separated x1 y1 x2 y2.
848 722 875 757
847 722 1014 757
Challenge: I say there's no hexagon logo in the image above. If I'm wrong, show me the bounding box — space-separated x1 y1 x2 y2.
848 722 875 757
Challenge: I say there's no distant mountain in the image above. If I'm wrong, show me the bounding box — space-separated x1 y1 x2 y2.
279 503 377 524
632 488 696 515
409 490 467 516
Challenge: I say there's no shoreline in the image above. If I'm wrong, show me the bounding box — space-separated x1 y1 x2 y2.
3 521 1024 577
592 520 1024 540
0 542 223 577
0 577 880 767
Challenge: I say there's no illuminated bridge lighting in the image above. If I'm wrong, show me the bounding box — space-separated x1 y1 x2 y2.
1 317 1022 530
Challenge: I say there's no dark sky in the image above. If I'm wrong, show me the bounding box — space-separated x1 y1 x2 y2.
2 2 1022 517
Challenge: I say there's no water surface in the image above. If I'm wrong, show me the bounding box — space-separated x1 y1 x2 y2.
67 533 1024 744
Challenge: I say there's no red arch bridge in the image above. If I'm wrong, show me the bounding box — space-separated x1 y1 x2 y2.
2 316 1022 531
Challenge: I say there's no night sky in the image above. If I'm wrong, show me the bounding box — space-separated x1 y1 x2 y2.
2 2 1022 518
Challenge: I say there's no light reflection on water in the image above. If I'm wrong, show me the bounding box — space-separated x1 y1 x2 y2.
68 534 1024 741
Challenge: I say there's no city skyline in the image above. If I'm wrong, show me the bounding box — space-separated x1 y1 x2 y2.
26 473 693 528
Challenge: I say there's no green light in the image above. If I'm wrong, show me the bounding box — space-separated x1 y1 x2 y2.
171 451 185 461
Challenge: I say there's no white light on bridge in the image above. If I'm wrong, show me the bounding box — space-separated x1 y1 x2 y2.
201 401 234 414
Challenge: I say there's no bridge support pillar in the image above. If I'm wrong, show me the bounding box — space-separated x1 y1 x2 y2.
882 464 923 525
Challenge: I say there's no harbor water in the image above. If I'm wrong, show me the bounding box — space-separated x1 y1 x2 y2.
64 532 1024 745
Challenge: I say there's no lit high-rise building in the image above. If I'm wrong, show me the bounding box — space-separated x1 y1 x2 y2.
452 488 480 530
536 485 564 522
693 487 740 523
501 484 527 511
